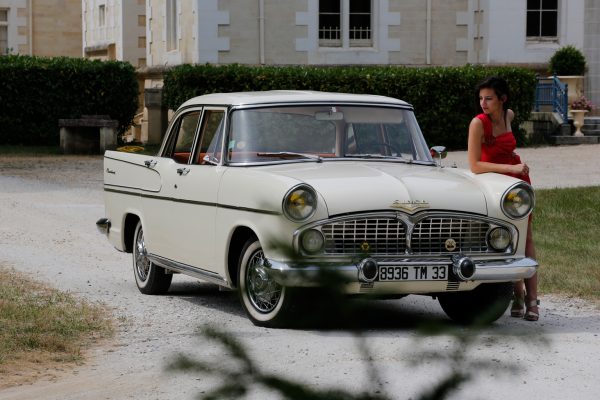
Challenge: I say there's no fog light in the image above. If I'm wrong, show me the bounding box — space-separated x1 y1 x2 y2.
452 255 475 281
488 227 511 251
300 229 325 254
358 258 378 282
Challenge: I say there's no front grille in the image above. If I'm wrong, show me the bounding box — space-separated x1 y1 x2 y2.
411 217 490 254
321 218 406 255
315 215 493 256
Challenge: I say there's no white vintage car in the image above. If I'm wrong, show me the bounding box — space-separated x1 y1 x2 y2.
97 91 537 327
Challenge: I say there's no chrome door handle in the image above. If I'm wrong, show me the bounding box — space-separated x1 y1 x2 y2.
176 168 190 176
144 160 157 168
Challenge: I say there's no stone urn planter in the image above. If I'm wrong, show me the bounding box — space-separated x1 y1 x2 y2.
571 109 587 137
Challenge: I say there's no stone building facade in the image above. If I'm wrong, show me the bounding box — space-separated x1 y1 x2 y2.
82 0 146 68
78 0 598 141
0 0 81 57
144 0 588 69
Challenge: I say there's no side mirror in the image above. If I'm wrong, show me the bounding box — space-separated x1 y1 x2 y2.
430 146 447 166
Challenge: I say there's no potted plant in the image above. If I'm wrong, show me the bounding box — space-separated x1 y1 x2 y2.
570 96 595 137
548 45 587 108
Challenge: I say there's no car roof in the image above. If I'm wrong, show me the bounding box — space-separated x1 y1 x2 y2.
179 90 411 108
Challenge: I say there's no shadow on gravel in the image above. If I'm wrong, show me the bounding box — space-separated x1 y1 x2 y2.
166 281 455 331
165 281 245 319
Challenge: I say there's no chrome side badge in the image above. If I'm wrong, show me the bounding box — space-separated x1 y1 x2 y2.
390 200 430 213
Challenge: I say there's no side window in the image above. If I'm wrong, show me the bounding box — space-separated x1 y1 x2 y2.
165 111 201 164
195 110 225 165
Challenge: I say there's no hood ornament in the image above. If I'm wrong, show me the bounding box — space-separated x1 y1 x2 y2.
390 200 430 213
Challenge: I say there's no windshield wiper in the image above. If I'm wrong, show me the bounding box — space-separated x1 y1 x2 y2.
257 152 323 163
345 153 407 161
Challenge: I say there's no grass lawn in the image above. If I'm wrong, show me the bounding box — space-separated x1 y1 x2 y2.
0 267 112 386
534 186 600 299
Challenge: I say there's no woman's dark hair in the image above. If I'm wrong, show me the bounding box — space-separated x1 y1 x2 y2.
475 76 510 112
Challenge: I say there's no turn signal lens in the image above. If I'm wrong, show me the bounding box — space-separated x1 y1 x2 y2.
501 183 534 219
283 185 317 221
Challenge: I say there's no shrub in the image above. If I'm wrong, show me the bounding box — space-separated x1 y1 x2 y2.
0 55 139 146
548 45 587 76
162 64 537 150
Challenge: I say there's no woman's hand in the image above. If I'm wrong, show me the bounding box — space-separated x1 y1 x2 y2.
512 163 529 176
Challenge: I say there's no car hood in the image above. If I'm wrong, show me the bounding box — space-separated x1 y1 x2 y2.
265 161 488 216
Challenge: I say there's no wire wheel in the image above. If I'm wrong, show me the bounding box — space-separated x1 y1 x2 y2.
238 238 293 327
245 248 282 313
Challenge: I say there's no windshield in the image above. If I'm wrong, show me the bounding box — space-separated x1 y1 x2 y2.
226 105 433 164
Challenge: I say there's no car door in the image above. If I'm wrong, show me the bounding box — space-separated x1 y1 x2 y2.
144 107 227 273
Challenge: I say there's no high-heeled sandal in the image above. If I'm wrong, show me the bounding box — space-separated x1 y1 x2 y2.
524 299 540 321
510 295 525 318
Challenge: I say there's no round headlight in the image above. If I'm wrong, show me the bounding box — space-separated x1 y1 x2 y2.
300 229 325 254
283 185 317 221
488 227 512 251
502 184 534 219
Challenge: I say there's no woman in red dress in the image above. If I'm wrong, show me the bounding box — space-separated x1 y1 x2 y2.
467 76 539 321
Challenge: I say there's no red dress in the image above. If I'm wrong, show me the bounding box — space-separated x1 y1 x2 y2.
476 113 531 184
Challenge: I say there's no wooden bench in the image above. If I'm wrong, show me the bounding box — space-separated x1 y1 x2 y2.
58 115 119 154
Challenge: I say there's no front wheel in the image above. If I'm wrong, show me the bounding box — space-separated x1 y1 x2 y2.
238 238 294 327
438 282 513 325
132 221 172 295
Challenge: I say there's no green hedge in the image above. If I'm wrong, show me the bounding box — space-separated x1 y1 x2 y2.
0 56 138 146
163 64 536 150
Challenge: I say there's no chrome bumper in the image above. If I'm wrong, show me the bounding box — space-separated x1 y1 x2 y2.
265 257 538 287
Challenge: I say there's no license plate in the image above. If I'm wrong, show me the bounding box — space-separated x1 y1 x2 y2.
378 265 448 281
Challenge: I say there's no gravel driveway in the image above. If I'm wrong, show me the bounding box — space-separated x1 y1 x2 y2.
1 145 599 400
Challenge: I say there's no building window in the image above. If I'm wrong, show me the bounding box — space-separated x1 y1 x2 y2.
98 4 106 27
0 9 8 55
166 0 178 51
526 0 558 41
319 0 372 48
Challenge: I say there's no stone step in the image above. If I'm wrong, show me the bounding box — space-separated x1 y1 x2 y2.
551 135 600 145
583 117 600 128
581 117 600 136
582 129 600 136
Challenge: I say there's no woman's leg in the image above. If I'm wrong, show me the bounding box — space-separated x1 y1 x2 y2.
524 222 539 320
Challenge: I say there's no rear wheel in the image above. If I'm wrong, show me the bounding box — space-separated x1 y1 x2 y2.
238 238 294 327
438 282 513 325
133 221 172 294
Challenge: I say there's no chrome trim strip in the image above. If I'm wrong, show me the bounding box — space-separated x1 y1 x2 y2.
147 254 232 288
231 101 412 111
104 186 281 215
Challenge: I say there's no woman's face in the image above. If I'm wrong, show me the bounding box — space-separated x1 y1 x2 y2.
479 88 504 115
